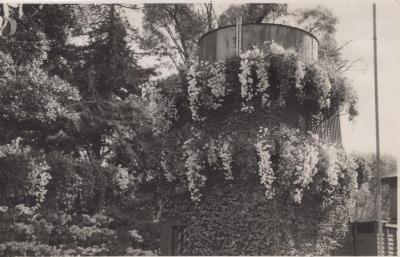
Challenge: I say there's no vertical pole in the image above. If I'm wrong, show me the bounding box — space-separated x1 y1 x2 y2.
373 3 383 256
235 16 242 55
236 17 239 55
238 16 242 54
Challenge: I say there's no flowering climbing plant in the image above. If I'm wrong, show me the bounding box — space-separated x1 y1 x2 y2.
156 123 359 255
185 42 357 122
139 42 359 205
256 125 358 206
187 60 227 121
182 128 208 201
238 47 271 112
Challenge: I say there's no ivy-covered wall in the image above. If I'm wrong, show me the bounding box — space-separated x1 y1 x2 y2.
162 180 350 256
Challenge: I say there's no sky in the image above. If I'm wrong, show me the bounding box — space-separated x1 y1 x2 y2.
144 0 400 158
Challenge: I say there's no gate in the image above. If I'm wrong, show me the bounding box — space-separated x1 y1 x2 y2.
160 220 187 255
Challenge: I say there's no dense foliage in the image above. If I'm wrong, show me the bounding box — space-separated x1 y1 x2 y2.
142 4 209 66
350 154 397 222
137 39 361 253
0 4 158 256
0 139 158 255
162 181 351 255
218 3 288 26
0 3 389 256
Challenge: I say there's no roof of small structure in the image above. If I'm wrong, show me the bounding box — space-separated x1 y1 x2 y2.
198 22 320 44
381 169 397 183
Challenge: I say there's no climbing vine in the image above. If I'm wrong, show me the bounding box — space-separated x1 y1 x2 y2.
141 42 359 204
162 181 352 255
183 42 357 122
137 41 360 255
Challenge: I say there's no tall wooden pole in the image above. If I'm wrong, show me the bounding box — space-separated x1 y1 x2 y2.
236 16 242 55
236 17 239 55
373 3 383 255
239 16 242 54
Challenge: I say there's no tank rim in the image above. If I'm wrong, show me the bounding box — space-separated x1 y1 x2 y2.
198 22 319 46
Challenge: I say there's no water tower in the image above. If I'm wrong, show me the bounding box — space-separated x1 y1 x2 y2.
160 22 343 256
198 22 341 144
199 23 318 63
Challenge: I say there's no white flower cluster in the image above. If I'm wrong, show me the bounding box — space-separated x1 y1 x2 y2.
128 229 143 243
15 204 37 216
293 58 306 90
27 160 51 204
279 52 306 106
338 152 358 194
183 41 346 123
115 165 134 191
322 145 339 187
183 131 207 201
219 139 234 180
187 62 203 121
206 62 226 109
187 61 226 120
308 64 332 109
254 126 357 205
255 53 271 107
185 150 207 201
141 81 177 135
267 41 286 55
0 137 24 157
239 48 271 112
126 248 157 256
275 128 323 204
292 142 320 203
206 136 234 180
255 127 275 199
207 139 219 166
238 53 252 112
69 225 115 241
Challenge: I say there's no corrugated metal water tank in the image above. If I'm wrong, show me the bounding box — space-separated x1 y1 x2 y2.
199 23 319 62
197 23 342 145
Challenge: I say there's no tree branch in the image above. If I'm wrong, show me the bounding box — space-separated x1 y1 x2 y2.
162 24 186 63
337 57 362 73
114 4 139 10
327 39 354 55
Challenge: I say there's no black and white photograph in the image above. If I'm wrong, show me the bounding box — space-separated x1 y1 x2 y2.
0 0 398 256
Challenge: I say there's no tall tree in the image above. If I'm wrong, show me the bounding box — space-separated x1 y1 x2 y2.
0 4 159 255
142 4 208 68
218 3 288 26
351 154 396 222
293 6 362 73
52 5 156 217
